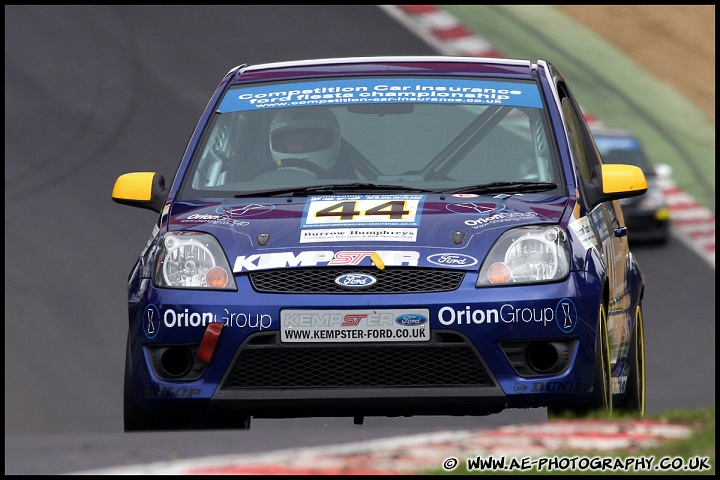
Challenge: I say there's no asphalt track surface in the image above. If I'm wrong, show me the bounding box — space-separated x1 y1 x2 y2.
4 5 715 475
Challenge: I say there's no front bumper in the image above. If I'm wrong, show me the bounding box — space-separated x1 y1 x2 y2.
128 268 607 416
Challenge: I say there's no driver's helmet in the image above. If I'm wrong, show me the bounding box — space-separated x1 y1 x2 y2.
269 107 340 171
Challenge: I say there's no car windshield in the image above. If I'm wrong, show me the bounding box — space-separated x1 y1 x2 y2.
180 76 564 198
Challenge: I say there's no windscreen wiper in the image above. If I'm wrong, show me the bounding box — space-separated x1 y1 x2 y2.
447 181 558 195
234 183 435 198
311 183 436 193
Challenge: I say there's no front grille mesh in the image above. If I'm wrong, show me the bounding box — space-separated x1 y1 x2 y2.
249 268 465 294
221 333 492 389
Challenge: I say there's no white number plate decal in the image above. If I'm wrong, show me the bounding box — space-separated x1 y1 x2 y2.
302 195 424 227
281 309 430 343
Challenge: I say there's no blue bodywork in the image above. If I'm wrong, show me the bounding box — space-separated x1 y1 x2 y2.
119 56 645 427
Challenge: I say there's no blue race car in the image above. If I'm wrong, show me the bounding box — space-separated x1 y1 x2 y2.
112 56 648 431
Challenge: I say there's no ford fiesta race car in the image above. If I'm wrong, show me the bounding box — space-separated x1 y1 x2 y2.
113 56 648 431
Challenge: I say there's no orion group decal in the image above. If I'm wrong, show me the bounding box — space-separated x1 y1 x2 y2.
446 201 541 229
143 304 161 339
555 298 578 333
438 300 578 333
145 307 272 332
446 201 505 216
178 203 274 226
217 203 275 217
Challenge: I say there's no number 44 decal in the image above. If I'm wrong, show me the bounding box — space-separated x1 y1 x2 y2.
317 201 409 220
304 197 423 226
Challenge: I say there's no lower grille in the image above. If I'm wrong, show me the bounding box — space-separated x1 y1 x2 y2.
221 332 493 389
249 267 465 294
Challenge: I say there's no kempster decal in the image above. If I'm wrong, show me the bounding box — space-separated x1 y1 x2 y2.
233 250 420 272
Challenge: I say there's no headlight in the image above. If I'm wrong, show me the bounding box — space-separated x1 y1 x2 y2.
476 226 570 286
153 232 237 290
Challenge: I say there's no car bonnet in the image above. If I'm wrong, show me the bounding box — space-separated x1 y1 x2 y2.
166 193 568 273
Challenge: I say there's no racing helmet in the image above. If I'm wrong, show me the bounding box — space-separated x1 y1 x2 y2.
269 107 340 171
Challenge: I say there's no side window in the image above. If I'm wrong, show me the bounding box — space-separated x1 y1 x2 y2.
561 97 591 183
557 83 603 209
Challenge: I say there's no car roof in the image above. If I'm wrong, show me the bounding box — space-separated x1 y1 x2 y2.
228 56 542 85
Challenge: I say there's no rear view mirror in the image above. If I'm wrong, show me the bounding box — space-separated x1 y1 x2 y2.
112 172 168 213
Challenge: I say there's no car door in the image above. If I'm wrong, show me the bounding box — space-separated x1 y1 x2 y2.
556 81 631 392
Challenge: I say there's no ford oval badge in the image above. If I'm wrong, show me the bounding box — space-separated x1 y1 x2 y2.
395 314 428 326
426 253 478 267
335 273 377 289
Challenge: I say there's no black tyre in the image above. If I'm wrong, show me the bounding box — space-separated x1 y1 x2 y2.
616 304 646 416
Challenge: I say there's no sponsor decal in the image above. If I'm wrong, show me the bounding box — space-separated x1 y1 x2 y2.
334 273 377 289
612 376 627 395
158 308 272 330
569 216 596 251
590 208 611 244
281 309 430 343
143 386 203 398
179 213 250 227
438 301 578 332
395 314 428 326
513 382 591 394
529 381 592 393
178 203 274 225
463 211 539 229
452 193 479 198
446 201 505 215
426 253 478 267
302 195 424 228
283 311 399 328
300 227 417 243
217 203 275 217
555 298 577 333
446 202 546 229
218 78 544 113
162 309 217 328
233 250 419 272
183 214 224 221
143 304 161 339
221 309 273 330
